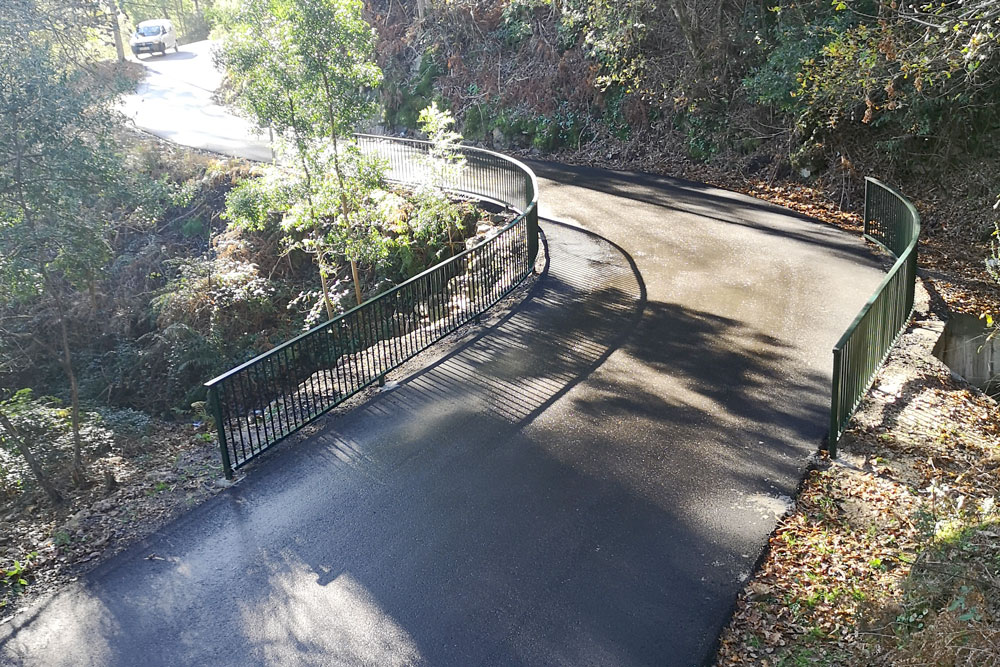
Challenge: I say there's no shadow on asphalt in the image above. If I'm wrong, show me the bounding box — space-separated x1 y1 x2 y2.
135 50 197 62
2 220 834 666
528 159 880 268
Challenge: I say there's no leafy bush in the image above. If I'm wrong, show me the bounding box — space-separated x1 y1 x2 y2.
153 253 276 339
1 551 38 609
746 0 1000 163
0 390 112 494
222 168 300 232
498 0 546 47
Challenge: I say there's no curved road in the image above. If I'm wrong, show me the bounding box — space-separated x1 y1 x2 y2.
0 44 884 665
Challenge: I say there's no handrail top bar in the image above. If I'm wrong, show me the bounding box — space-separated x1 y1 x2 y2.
864 176 922 231
832 178 921 352
205 138 539 388
354 133 540 209
831 249 913 352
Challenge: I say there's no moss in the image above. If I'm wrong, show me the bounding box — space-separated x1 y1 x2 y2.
385 49 444 130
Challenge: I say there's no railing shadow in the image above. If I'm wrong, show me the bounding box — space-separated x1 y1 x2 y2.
2 219 842 667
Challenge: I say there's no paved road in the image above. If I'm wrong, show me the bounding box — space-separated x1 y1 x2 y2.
0 47 886 666
121 40 273 161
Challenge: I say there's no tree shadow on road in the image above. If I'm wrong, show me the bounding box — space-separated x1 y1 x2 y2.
1 220 836 667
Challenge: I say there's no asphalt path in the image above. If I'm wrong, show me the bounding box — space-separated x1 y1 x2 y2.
121 40 273 161
0 43 886 666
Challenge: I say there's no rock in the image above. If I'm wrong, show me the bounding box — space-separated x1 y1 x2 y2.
64 509 90 530
213 478 234 489
415 294 445 318
93 498 117 513
491 127 506 150
476 222 492 235
145 471 178 484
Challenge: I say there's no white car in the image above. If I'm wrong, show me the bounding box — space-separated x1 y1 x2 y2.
130 19 179 57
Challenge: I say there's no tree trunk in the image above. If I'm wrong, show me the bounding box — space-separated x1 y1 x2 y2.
285 93 337 314
0 410 63 506
319 267 335 320
108 0 126 62
316 73 364 307
416 0 426 21
350 260 363 306
55 298 88 487
666 0 705 64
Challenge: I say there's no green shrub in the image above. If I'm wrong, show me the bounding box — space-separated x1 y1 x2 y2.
0 390 113 492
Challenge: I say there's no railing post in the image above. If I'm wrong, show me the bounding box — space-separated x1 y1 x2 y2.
527 205 539 269
863 178 872 239
906 230 918 314
829 347 842 458
208 384 234 480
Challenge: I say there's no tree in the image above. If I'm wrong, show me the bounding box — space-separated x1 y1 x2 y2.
0 25 127 486
121 0 212 42
108 0 126 62
216 0 382 310
3 0 130 65
0 408 63 506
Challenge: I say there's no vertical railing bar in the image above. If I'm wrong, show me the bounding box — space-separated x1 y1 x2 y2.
249 360 273 451
304 325 326 419
204 135 540 474
332 322 348 403
346 314 361 394
269 351 293 438
281 346 302 433
247 363 269 455
233 369 256 458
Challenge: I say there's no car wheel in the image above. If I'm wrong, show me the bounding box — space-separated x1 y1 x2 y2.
174 44 180 53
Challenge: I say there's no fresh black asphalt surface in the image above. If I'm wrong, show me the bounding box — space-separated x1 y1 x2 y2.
0 161 885 666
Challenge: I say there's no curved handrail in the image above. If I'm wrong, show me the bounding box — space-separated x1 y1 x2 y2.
829 177 920 454
205 136 540 477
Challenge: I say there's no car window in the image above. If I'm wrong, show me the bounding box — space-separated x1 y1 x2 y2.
137 25 163 36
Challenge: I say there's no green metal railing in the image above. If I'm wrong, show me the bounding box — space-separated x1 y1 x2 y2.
829 177 920 455
205 136 539 478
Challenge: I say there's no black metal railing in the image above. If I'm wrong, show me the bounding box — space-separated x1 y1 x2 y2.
829 177 920 455
205 136 539 477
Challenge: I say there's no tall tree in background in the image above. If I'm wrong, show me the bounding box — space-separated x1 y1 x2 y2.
216 0 382 309
121 0 212 42
0 7 128 487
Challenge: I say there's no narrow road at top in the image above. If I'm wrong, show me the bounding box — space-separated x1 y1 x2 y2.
1 43 887 666
121 40 272 161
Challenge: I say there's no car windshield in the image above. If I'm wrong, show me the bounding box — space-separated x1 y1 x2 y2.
136 25 163 36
